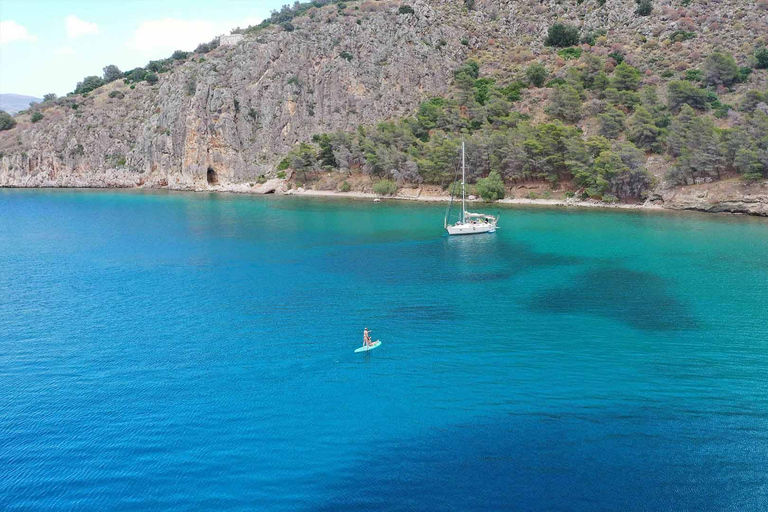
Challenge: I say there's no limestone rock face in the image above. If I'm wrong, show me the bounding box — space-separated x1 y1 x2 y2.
0 0 467 189
649 180 768 217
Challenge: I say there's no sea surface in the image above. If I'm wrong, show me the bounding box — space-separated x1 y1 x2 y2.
1 189 767 511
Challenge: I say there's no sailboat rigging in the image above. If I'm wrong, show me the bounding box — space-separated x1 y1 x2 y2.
444 141 498 236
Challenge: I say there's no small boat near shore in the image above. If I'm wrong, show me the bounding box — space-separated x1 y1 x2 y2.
445 142 498 236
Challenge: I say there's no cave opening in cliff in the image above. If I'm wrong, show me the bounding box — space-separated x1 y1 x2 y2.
207 167 218 185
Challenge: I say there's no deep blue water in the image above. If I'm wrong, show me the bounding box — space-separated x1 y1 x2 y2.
1 189 767 511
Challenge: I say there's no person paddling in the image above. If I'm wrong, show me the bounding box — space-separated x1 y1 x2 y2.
363 327 373 347
354 327 381 353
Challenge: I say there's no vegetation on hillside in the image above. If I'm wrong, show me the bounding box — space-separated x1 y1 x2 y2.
274 41 768 199
0 111 16 131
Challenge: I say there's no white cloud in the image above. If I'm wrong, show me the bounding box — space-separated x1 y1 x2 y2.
0 20 37 44
65 15 98 39
128 17 260 53
53 46 75 55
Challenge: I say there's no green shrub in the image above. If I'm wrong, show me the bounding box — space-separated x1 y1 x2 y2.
171 50 189 60
195 37 219 54
713 104 731 118
398 5 415 15
339 181 351 192
74 75 104 95
702 52 739 87
276 170 287 179
603 194 619 203
146 59 169 73
526 63 548 87
339 51 353 61
660 69 675 78
669 30 696 42
545 24 580 47
736 66 752 83
108 90 125 99
277 158 290 171
145 73 159 85
564 190 576 198
756 48 768 69
0 110 16 131
667 81 709 111
741 90 768 112
607 51 625 64
499 81 526 102
130 85 135 90
684 69 702 81
373 179 398 195
31 111 44 123
460 38 469 46
281 22 295 32
545 77 567 88
102 64 122 83
635 0 652 16
581 29 606 46
557 47 582 60
475 171 505 201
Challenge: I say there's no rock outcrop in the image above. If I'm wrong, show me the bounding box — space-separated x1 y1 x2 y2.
650 179 768 216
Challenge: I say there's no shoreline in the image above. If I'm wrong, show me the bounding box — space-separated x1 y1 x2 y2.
1 183 656 210
276 188 665 211
3 183 767 218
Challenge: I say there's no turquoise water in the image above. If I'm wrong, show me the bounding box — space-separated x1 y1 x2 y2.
1 189 767 511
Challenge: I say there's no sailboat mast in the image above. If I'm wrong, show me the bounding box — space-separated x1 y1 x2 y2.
461 141 466 224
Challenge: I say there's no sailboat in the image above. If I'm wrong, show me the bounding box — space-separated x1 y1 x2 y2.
444 142 498 236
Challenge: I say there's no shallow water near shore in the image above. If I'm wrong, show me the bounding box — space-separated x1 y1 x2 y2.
1 189 767 511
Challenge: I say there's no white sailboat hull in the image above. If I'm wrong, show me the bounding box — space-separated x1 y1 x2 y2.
446 222 496 235
444 141 499 236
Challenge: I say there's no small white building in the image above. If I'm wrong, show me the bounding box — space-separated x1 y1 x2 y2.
220 34 244 46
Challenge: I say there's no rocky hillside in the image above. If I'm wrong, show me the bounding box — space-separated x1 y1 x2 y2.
0 1 468 189
1 0 767 215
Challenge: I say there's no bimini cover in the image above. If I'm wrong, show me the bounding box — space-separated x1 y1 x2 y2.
465 211 495 219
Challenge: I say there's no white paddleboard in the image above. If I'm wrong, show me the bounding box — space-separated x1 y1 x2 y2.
354 340 381 353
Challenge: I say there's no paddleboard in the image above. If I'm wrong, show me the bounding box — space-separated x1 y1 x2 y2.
354 340 381 353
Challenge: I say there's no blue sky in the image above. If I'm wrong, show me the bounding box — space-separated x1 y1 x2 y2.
0 0 290 97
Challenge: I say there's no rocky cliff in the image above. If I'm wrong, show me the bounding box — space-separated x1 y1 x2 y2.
0 1 468 189
1 0 767 215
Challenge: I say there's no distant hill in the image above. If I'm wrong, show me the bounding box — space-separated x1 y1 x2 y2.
0 94 43 114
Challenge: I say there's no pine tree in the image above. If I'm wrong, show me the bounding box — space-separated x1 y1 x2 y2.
598 107 626 139
611 63 641 91
626 107 661 152
545 84 582 123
